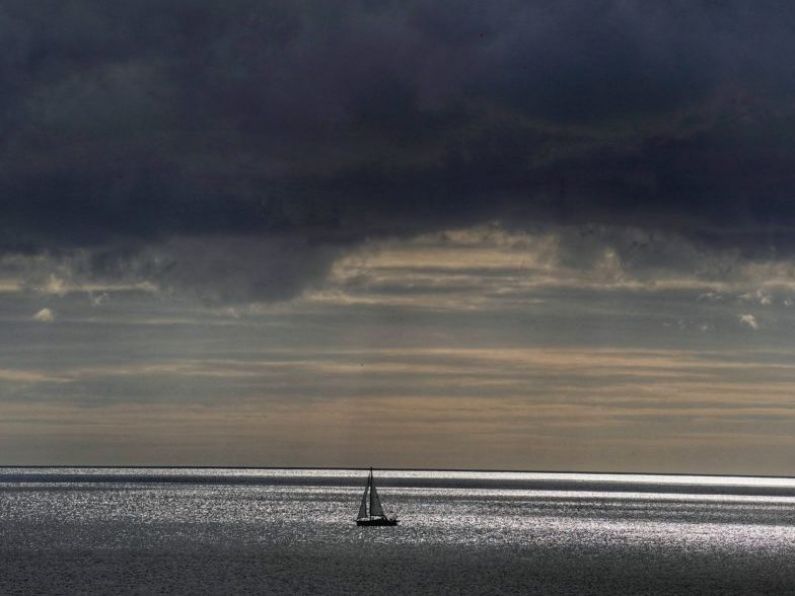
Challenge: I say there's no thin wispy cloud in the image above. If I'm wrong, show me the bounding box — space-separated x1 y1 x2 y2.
32 308 54 323
739 314 759 330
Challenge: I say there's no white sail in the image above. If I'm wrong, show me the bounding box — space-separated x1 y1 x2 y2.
369 477 386 518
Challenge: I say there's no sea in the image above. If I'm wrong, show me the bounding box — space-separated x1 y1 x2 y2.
1 468 795 595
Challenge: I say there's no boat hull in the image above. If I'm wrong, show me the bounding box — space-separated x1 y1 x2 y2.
356 518 399 526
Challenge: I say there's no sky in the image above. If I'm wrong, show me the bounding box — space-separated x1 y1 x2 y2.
1 1 795 473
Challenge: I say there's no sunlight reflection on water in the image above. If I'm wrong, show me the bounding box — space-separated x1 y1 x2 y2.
1 469 795 594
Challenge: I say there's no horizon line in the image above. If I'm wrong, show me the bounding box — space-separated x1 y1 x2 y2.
0 464 793 481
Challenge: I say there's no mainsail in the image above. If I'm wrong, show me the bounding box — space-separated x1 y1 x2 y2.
369 478 385 518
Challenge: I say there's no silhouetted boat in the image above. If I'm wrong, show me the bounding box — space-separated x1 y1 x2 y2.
356 468 398 526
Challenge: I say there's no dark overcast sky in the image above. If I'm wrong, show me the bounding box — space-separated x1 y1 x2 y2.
1 1 795 471
0 1 793 298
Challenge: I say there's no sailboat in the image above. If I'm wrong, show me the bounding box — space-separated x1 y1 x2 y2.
356 468 398 526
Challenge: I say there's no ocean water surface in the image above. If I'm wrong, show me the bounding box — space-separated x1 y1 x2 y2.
1 468 795 594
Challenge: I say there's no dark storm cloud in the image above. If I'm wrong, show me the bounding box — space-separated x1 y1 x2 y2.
0 0 793 300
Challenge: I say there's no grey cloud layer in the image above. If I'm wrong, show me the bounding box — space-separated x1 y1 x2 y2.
1 1 794 300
